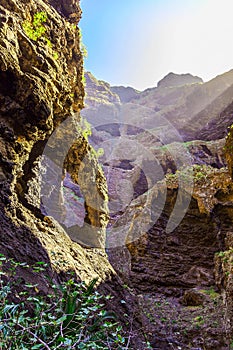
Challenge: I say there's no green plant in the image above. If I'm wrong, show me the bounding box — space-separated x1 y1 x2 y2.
79 29 88 59
200 287 219 300
71 24 77 30
195 171 206 181
96 147 104 158
216 251 225 258
122 284 130 290
22 12 48 42
0 254 126 349
53 52 59 60
81 72 87 86
81 118 92 141
165 172 176 183
81 44 88 59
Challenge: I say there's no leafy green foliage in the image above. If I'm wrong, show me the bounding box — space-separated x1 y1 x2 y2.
22 11 51 47
53 52 59 60
199 287 219 300
82 118 92 141
81 72 86 87
95 148 104 158
80 118 104 159
79 29 88 59
165 164 225 186
0 255 126 349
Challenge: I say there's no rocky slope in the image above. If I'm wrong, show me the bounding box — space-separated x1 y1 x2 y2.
83 69 233 144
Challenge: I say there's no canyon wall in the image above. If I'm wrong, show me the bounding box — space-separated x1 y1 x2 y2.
0 0 111 287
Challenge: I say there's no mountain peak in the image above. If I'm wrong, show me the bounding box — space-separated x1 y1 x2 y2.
110 85 140 103
157 72 203 88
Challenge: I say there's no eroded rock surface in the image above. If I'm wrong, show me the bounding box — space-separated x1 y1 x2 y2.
0 0 110 286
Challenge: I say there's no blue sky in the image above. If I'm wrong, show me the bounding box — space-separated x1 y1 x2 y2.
80 0 233 90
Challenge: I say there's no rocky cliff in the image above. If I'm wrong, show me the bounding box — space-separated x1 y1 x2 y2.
0 0 113 295
84 71 120 107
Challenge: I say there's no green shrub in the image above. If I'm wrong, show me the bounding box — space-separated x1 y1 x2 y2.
22 11 52 47
82 118 92 141
79 29 88 59
0 254 126 349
